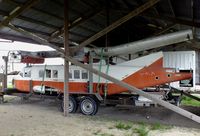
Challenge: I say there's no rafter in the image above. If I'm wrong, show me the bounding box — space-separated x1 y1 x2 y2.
0 9 60 30
145 14 200 27
0 0 40 27
14 25 50 36
153 23 177 36
48 8 104 41
168 0 175 17
122 0 134 9
72 0 160 54
4 0 63 20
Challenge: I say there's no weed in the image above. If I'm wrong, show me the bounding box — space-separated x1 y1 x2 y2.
133 125 149 136
115 122 132 130
150 123 171 130
181 96 200 107
150 123 162 130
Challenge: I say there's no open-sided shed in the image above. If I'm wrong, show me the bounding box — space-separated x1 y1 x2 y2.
0 0 200 123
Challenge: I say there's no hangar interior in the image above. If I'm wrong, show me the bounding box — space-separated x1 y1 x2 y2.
0 0 200 123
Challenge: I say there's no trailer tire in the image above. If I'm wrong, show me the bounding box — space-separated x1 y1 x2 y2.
80 96 98 115
61 96 78 113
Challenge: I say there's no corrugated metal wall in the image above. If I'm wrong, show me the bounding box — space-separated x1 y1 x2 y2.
163 51 200 91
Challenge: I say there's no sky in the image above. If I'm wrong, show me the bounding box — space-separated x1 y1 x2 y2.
0 38 64 73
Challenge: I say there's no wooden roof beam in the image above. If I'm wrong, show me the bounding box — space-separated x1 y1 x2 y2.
145 14 200 27
4 0 63 20
72 0 160 54
153 23 177 36
0 0 40 27
0 9 60 30
168 0 176 17
48 8 104 41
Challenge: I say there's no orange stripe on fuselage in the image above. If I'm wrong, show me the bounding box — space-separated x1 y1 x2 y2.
106 58 192 95
14 58 192 95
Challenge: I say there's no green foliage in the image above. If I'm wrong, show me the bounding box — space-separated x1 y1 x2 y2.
150 123 171 130
133 125 149 136
115 122 132 130
181 96 200 107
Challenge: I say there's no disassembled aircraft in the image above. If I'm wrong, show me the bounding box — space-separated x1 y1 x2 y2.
5 29 194 115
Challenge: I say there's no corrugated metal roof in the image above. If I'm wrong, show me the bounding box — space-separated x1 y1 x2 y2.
0 0 199 49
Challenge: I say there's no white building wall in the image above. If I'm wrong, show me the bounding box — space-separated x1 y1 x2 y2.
163 51 199 91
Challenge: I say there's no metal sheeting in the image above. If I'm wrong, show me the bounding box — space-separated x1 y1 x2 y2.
0 0 199 49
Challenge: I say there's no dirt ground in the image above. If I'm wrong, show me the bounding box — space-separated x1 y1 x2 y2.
0 96 199 136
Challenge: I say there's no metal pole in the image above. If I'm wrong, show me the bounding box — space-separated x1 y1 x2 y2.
63 0 69 116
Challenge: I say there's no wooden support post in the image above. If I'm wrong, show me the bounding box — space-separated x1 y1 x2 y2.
89 52 93 93
2 56 8 90
63 0 69 117
29 80 33 93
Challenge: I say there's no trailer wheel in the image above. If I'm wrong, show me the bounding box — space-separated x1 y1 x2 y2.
61 96 78 113
80 96 98 115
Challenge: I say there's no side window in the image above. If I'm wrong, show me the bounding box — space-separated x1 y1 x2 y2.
39 70 44 78
74 70 80 79
53 70 58 78
69 70 72 79
45 69 51 78
82 70 88 79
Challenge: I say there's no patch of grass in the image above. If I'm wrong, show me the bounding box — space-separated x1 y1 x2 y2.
115 122 132 130
150 123 171 130
181 96 200 107
7 85 13 88
133 125 149 136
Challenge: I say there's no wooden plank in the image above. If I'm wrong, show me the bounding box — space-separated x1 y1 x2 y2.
72 0 160 54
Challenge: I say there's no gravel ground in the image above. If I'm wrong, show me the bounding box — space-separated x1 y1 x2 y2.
0 95 199 136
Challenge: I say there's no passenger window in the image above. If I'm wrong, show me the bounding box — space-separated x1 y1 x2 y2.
53 70 58 78
69 70 72 79
39 70 44 78
45 69 51 78
82 70 88 79
74 70 80 79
